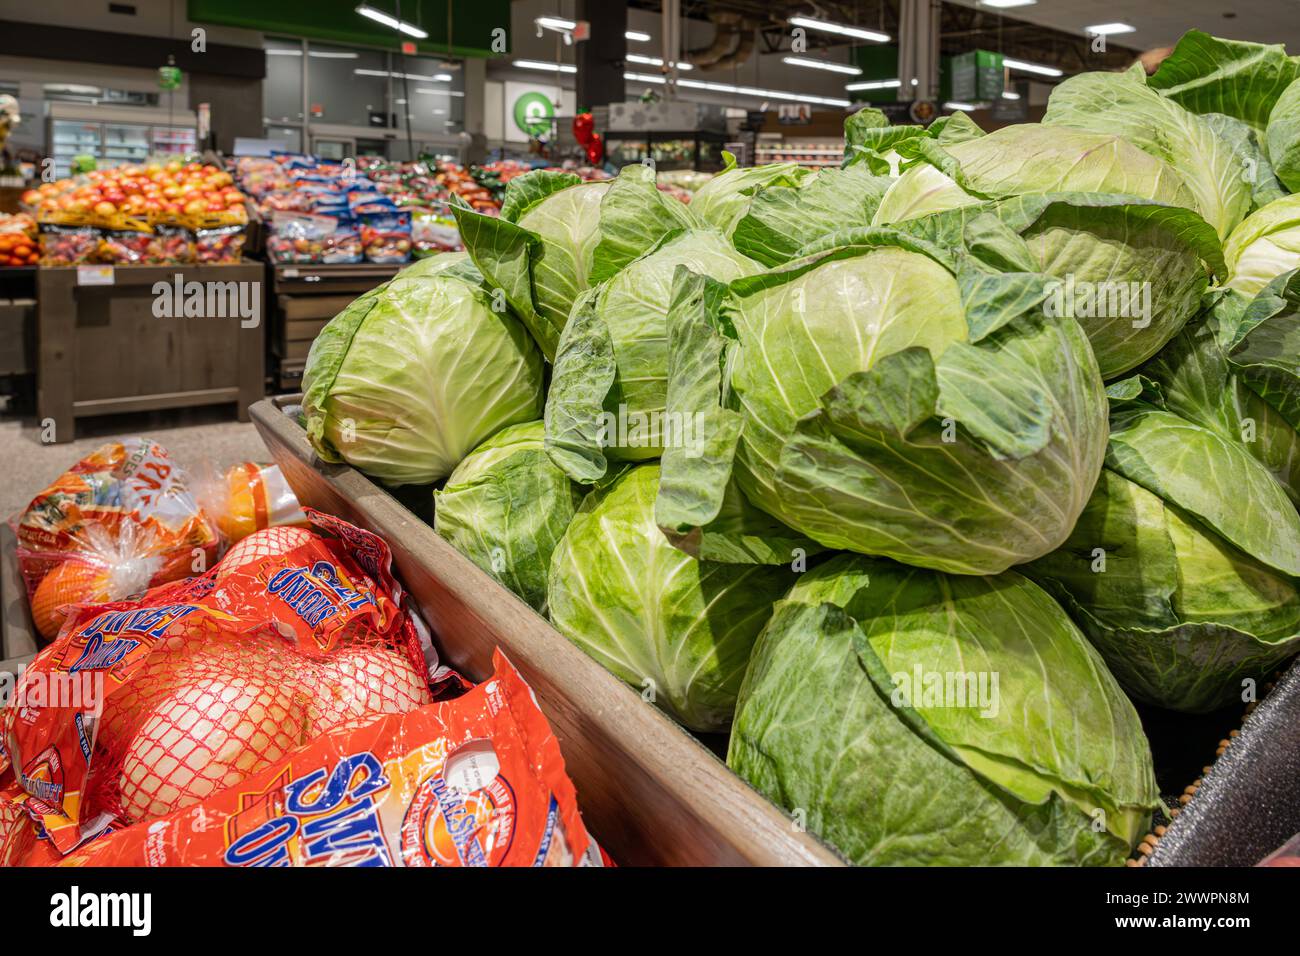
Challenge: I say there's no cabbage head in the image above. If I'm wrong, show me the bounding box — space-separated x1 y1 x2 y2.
302 253 543 485
655 218 1109 576
687 152 814 237
727 554 1161 866
433 421 581 613
872 125 1220 378
1224 194 1300 294
1042 64 1253 238
547 464 794 732
1026 373 1300 712
544 229 761 483
452 165 695 359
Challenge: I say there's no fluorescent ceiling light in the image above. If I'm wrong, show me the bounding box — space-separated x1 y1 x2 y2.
944 101 976 111
1001 90 1021 99
515 60 578 74
626 30 652 42
980 0 1037 8
624 71 851 108
414 88 465 97
536 16 577 31
355 68 451 82
783 56 862 76
1002 57 1063 77
265 49 303 55
626 53 693 71
787 16 889 43
309 51 359 58
1085 22 1136 35
845 78 901 91
356 4 428 39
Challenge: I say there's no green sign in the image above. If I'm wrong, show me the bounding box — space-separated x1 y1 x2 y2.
951 50 1004 102
513 91 555 137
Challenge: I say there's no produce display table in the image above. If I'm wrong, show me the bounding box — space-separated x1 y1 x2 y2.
249 396 844 868
37 263 265 442
269 262 403 391
0 266 36 387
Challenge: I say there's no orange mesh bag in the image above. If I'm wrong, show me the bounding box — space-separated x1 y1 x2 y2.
2 510 462 856
46 651 599 867
15 438 220 641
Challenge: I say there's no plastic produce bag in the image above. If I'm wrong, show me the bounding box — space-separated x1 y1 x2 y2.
14 438 220 641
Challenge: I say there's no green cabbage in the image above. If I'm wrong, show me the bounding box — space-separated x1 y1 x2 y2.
1026 371 1300 712
547 464 794 732
433 421 581 613
872 125 1219 378
1224 193 1300 294
451 166 695 359
544 229 761 483
687 152 814 237
302 253 543 485
655 218 1109 575
728 555 1161 866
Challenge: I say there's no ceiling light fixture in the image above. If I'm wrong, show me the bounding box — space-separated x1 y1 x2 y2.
624 71 851 108
626 30 652 42
845 78 901 91
627 53 693 71
515 59 578 74
944 101 976 111
356 4 428 39
783 56 862 75
1002 57 1064 77
786 16 889 43
1084 22 1136 35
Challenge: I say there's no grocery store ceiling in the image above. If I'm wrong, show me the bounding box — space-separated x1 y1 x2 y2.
943 0 1300 53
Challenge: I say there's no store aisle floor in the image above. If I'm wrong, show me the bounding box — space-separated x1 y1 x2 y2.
0 406 268 518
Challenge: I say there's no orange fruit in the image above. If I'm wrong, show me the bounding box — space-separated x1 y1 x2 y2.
30 561 114 640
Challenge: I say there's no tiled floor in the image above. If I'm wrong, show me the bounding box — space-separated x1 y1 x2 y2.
0 405 269 519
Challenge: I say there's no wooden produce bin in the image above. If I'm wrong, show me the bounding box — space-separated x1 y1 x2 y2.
1 523 38 661
250 397 843 868
269 263 402 391
37 263 265 442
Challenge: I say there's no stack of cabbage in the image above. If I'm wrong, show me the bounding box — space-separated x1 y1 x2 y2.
300 30 1300 868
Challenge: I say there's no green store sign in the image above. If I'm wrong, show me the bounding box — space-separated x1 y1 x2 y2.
513 91 555 137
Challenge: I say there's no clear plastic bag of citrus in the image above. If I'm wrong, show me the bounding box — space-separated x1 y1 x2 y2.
15 438 220 641
1 510 465 856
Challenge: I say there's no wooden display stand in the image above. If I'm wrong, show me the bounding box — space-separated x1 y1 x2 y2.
37 263 265 442
270 262 402 391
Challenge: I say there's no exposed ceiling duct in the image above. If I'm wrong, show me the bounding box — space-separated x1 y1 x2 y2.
685 11 758 71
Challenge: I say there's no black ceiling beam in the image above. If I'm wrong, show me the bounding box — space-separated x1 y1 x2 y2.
0 19 266 79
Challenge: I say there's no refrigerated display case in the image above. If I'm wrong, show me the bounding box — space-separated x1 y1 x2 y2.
47 103 197 178
604 131 728 172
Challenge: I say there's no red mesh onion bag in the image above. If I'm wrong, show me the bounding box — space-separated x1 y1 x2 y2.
1 510 461 855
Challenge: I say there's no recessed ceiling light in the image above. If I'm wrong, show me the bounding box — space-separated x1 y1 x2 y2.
1085 23 1136 35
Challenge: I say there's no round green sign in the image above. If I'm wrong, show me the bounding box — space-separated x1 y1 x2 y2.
513 91 555 137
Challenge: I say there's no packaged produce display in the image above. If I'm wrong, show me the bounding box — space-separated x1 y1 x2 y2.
0 213 38 267
21 161 250 266
14 438 220 641
0 509 601 866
